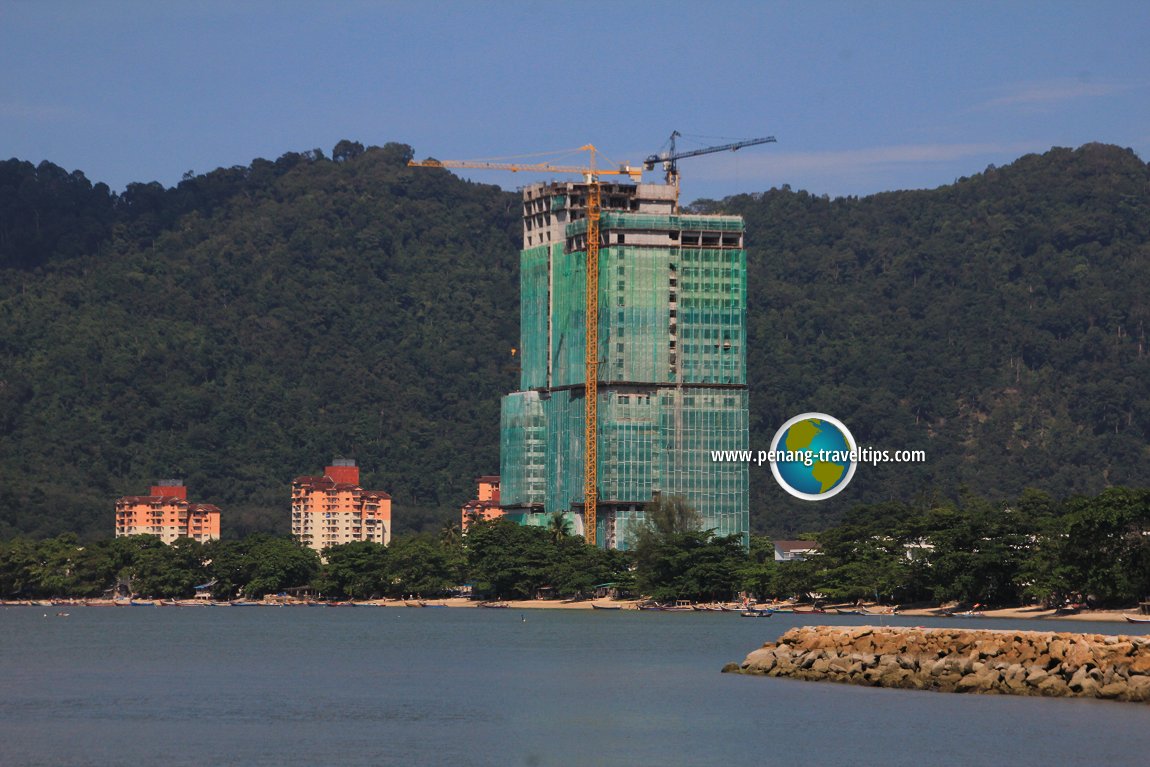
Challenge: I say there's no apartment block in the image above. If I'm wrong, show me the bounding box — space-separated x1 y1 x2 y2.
114 480 221 543
461 475 504 530
291 459 392 552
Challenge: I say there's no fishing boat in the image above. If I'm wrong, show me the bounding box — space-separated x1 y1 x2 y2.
1123 614 1150 623
662 600 695 612
740 609 774 617
591 603 622 610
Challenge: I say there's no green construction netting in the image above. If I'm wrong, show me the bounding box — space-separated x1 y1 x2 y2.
503 203 749 548
519 244 553 390
673 247 746 385
543 389 585 514
499 391 546 507
529 243 746 388
501 387 749 546
549 248 589 388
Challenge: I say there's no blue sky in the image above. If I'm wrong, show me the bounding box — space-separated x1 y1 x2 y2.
3 1 1148 202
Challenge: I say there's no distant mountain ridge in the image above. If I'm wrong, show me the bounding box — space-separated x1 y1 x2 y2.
1 141 1147 538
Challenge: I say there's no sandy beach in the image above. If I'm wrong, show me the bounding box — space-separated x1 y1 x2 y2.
9 598 1147 622
418 600 1146 622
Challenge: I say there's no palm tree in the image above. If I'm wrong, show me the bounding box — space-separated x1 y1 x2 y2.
440 520 462 548
547 512 572 544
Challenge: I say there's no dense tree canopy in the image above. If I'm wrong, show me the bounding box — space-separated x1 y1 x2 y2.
2 487 1145 607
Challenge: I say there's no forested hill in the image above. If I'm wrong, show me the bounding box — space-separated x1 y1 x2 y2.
715 143 1150 533
0 142 522 537
1 141 1148 539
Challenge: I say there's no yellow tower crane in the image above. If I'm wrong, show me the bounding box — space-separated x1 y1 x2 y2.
408 145 637 546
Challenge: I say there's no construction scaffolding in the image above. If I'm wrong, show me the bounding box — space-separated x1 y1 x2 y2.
500 181 749 549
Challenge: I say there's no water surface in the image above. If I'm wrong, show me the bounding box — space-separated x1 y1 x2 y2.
1 607 1148 766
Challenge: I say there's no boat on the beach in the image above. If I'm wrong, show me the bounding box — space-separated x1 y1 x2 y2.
478 601 509 608
662 600 695 612
591 603 622 610
1123 614 1150 623
947 610 986 618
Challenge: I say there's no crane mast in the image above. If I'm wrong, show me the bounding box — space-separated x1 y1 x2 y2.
584 180 601 546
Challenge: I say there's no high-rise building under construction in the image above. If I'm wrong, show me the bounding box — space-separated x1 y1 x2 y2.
499 180 749 548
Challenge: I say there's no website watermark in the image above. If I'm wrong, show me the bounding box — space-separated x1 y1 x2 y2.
710 412 926 501
709 447 927 467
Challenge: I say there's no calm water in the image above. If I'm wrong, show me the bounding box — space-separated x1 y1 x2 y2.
1 607 1149 767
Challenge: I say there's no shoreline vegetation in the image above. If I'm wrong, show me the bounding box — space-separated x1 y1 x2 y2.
3 491 1148 612
5 597 1144 623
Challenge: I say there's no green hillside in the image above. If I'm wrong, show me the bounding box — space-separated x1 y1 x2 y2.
1 141 1147 539
0 143 521 537
719 143 1150 532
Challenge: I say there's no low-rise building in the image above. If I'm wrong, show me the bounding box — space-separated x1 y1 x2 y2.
292 459 391 553
461 475 504 530
114 480 221 543
773 539 819 562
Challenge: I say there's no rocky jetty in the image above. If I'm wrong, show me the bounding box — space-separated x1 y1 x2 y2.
724 625 1150 702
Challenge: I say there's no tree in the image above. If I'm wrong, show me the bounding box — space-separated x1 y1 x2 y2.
1056 488 1150 605
332 139 365 163
315 541 389 599
737 535 778 599
130 537 206 598
465 520 552 599
385 534 463 597
205 535 319 599
546 512 572 544
631 496 745 602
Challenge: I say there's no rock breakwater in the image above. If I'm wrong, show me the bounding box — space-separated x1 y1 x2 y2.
724 625 1150 702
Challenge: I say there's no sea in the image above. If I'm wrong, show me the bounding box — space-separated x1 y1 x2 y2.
1 606 1149 767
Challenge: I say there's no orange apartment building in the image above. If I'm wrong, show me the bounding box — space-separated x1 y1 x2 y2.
461 475 504 530
291 459 392 553
114 480 221 543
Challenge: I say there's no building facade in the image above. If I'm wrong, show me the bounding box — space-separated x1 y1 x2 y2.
114 480 221 543
461 475 504 530
291 459 392 553
499 181 750 548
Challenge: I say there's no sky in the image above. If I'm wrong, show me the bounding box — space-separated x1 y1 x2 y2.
2 1 1149 202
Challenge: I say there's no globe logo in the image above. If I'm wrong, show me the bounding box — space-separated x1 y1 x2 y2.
769 413 857 501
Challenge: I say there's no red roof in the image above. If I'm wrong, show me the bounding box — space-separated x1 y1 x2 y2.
774 540 818 551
